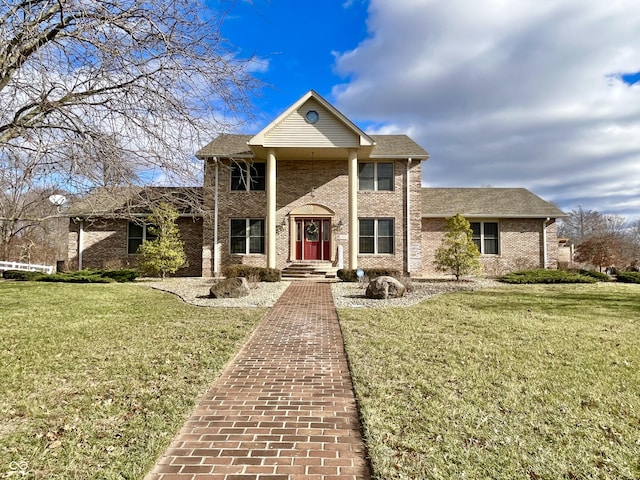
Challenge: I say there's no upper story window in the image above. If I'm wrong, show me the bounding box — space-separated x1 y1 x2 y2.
231 161 265 191
471 221 499 255
358 162 394 191
128 222 157 254
359 218 394 254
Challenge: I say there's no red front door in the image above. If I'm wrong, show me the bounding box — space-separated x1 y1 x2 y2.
296 218 331 260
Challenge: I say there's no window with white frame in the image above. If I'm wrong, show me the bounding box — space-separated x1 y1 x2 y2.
230 219 265 254
358 162 394 191
359 218 394 254
231 162 266 191
471 221 499 254
128 222 157 254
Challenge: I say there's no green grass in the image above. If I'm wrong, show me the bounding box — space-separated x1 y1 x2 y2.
0 282 263 479
339 283 640 480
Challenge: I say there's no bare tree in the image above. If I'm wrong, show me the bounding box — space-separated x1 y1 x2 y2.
558 206 605 243
0 150 63 260
0 0 258 259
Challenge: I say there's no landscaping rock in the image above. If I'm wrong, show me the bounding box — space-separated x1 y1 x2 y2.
209 277 251 298
365 276 406 300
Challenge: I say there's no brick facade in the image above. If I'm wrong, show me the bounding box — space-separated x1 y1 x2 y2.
67 217 203 277
202 157 423 276
421 217 559 276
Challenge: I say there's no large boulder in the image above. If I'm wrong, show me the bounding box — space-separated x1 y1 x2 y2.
365 276 406 300
209 277 251 298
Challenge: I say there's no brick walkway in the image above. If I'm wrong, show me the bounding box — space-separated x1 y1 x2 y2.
144 282 371 480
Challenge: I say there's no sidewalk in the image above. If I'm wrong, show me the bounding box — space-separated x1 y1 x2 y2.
144 282 371 480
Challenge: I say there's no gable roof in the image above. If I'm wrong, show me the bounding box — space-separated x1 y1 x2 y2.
195 90 428 161
67 187 203 218
248 90 375 149
422 188 566 219
196 133 428 160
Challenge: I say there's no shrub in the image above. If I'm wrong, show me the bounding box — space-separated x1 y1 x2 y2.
2 270 44 281
337 268 401 282
579 269 610 282
36 272 114 283
136 203 186 280
499 269 596 284
434 213 482 280
222 265 281 282
3 268 139 283
616 272 640 284
96 269 139 282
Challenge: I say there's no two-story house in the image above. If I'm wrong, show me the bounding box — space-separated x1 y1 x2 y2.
67 90 566 277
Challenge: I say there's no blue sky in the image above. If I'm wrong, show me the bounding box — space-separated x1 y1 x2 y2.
215 0 640 221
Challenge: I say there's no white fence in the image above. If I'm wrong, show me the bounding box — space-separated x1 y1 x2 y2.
0 261 54 274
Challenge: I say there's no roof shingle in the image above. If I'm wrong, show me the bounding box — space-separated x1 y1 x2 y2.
195 133 429 159
422 188 566 218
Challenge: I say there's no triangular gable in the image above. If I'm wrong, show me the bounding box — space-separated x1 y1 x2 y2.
248 90 375 150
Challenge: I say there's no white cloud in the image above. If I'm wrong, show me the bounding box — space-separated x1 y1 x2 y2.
332 0 640 218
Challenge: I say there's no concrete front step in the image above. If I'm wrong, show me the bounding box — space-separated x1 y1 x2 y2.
282 262 339 281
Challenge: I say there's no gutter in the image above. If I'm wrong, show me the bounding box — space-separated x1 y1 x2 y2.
542 217 551 269
78 219 84 270
406 158 412 275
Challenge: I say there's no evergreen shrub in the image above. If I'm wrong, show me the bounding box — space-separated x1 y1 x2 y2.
2 270 44 281
337 268 401 282
579 269 610 282
616 272 640 284
499 269 596 284
222 265 281 282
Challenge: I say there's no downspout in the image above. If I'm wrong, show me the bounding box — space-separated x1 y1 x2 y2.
213 157 220 276
542 217 550 269
78 219 84 270
406 158 412 275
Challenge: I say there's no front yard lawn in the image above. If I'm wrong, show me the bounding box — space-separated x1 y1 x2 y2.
0 282 263 479
339 283 640 480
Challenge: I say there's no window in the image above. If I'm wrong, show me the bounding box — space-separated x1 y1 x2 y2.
471 222 499 254
231 162 265 191
358 162 393 191
359 218 394 254
128 222 157 254
230 219 265 254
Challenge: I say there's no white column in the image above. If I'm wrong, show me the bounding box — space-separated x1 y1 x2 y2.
266 149 277 269
348 150 358 270
213 158 220 276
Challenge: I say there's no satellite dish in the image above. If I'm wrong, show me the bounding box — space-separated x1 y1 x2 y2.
48 194 67 206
